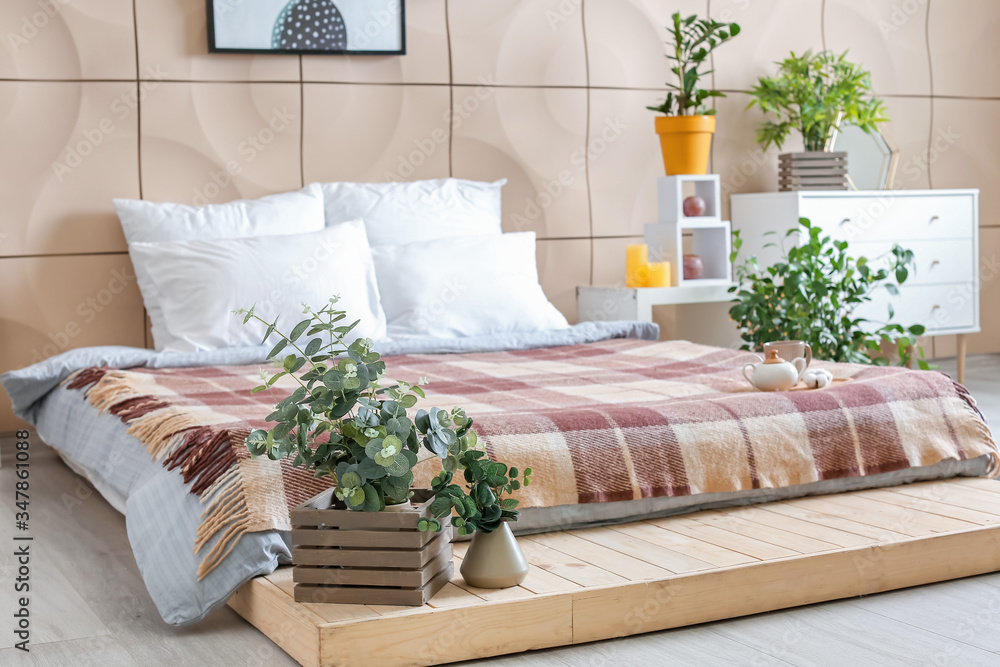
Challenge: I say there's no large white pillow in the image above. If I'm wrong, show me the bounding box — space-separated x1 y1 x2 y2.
128 221 386 353
372 232 568 339
115 185 326 351
319 178 506 246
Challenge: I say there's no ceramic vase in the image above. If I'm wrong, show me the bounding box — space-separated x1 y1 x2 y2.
460 523 529 588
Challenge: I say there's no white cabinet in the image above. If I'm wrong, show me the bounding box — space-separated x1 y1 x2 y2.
731 190 980 337
731 190 980 381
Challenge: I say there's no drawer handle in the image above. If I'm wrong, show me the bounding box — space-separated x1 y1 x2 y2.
929 215 940 223
931 304 941 311
838 217 851 226
930 260 940 268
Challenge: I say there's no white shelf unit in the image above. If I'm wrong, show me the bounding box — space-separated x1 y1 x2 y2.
645 175 733 287
577 175 736 328
577 284 735 322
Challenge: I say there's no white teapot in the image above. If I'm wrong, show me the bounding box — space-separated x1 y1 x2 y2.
743 349 807 392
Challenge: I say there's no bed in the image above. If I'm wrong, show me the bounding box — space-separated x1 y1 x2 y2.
4 322 996 629
3 177 999 665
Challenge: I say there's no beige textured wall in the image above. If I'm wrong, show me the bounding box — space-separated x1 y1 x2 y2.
1 0 997 430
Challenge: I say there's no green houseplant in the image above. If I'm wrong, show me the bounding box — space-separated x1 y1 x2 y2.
238 298 479 514
728 219 930 368
237 297 533 522
747 49 888 152
646 12 740 175
431 451 533 588
235 297 536 595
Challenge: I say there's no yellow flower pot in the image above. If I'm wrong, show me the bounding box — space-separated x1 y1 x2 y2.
655 115 716 175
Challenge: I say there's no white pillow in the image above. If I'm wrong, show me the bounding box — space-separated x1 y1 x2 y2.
128 221 386 353
115 185 326 351
319 178 506 246
372 232 568 339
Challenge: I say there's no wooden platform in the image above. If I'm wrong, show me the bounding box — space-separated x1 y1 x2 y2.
228 478 1000 667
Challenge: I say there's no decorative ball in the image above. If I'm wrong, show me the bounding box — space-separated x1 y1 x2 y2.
683 195 707 217
683 254 704 280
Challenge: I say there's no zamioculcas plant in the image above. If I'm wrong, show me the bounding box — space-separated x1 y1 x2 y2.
646 12 741 175
647 13 741 117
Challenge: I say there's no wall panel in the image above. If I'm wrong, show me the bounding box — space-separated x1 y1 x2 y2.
139 82 302 204
303 84 451 183
0 254 145 428
0 0 136 80
0 81 139 256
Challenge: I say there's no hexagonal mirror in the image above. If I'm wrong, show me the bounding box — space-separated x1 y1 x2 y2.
830 124 899 191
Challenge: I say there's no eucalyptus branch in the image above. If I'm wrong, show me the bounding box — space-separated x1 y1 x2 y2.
237 299 528 534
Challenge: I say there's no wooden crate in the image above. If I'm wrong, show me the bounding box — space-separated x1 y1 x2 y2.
779 151 849 191
290 488 453 606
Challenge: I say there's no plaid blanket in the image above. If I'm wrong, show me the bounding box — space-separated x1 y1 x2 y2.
66 339 999 577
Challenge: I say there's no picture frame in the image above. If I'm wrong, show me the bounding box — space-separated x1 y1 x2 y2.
207 0 406 56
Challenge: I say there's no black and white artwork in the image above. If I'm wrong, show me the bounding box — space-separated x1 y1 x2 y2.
208 0 405 55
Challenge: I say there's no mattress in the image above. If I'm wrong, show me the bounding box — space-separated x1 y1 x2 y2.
6 322 997 626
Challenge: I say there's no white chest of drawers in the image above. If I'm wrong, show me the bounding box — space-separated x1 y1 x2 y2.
731 190 980 378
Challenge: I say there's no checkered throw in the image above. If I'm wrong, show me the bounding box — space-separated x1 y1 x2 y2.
66 339 998 577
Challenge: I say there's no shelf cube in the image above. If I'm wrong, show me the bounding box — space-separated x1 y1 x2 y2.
646 219 732 287
658 175 722 224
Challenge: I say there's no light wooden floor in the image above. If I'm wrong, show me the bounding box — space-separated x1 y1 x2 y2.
3 354 1000 666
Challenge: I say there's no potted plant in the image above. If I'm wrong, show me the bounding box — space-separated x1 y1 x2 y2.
646 12 740 175
728 219 930 368
747 50 888 189
235 297 533 602
427 451 532 588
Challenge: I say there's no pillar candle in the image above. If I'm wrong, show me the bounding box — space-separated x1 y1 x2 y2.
626 244 648 288
647 261 671 287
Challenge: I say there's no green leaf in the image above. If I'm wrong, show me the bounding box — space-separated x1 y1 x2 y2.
341 471 362 489
289 319 311 342
361 483 382 512
430 496 453 517
384 452 410 477
304 338 322 356
267 338 288 359
347 486 365 508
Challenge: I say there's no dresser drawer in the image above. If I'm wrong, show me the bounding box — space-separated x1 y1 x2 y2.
849 239 976 285
800 194 974 243
856 283 977 334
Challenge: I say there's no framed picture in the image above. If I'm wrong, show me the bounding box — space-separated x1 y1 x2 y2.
207 0 405 55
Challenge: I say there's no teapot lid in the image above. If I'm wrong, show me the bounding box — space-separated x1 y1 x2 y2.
763 349 786 364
